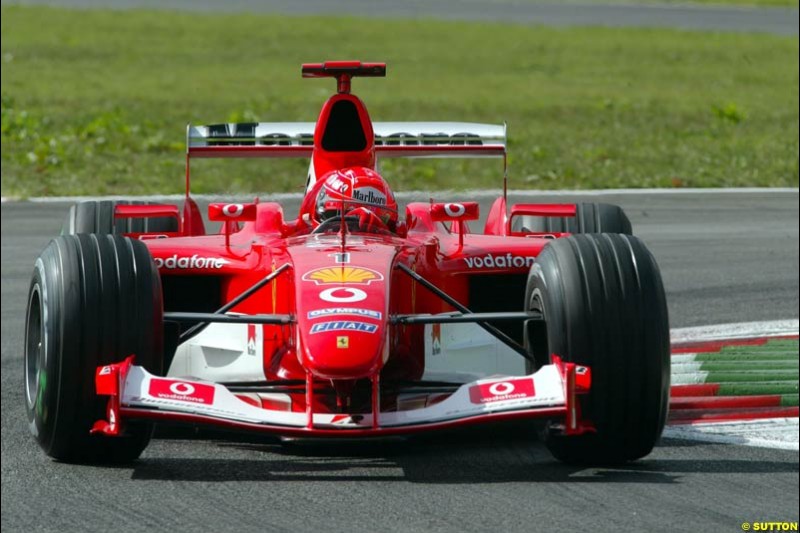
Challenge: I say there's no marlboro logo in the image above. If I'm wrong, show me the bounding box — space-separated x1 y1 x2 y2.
352 187 387 206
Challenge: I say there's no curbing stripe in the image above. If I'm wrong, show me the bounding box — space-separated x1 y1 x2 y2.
669 406 799 423
667 329 798 450
671 384 720 397
671 382 800 397
671 372 710 385
781 394 800 407
663 417 799 451
717 382 800 397
671 394 798 410
672 371 797 384
673 352 798 362
672 361 799 373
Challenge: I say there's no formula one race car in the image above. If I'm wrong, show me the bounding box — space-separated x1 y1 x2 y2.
24 61 669 465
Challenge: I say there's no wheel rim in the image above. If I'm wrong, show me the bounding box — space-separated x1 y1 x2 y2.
25 284 44 410
527 289 549 367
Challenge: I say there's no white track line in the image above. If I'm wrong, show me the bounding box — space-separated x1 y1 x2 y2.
663 419 799 452
671 320 799 344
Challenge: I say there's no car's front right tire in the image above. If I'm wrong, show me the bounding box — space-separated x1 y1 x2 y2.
514 202 632 235
525 233 670 464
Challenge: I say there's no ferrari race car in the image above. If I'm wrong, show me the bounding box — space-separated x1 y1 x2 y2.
24 61 670 465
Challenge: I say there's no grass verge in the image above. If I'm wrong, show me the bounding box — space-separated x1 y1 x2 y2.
515 0 799 6
1 6 798 197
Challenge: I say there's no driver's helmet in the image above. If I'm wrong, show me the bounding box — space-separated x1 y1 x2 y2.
314 167 398 227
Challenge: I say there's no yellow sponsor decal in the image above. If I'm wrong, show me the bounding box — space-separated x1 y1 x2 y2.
336 336 349 349
302 267 384 285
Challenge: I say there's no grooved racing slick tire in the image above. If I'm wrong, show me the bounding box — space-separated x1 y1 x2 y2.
25 234 163 463
514 202 632 235
61 200 178 235
524 234 669 464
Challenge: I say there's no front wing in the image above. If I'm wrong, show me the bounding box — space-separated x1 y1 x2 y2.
91 356 593 438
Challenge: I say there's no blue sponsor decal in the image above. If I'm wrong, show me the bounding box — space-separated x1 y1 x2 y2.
309 321 379 334
307 307 382 320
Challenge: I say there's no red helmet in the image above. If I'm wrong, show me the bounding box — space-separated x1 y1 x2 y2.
313 167 398 227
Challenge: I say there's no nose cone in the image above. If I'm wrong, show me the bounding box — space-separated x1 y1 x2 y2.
301 306 387 379
290 244 395 380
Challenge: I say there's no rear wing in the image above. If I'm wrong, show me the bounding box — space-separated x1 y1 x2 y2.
186 122 506 159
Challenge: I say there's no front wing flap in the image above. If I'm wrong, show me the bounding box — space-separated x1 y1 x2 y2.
92 356 592 438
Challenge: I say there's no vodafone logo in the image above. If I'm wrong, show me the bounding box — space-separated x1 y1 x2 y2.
208 202 256 222
153 254 228 270
222 203 244 217
430 201 478 222
444 203 465 217
319 287 367 303
463 254 535 270
488 382 515 396
148 378 215 404
169 382 195 396
469 378 535 404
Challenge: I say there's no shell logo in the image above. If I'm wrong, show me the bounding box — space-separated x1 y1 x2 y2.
302 267 384 285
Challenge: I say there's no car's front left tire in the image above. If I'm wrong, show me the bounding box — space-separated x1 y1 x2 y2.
25 234 163 463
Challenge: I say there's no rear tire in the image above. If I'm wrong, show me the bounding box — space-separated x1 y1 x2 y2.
525 234 669 464
61 200 178 235
515 202 632 235
25 234 163 463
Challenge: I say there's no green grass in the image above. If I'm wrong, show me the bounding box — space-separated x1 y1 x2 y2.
1 6 798 197
657 0 797 4
514 0 799 6
668 0 796 4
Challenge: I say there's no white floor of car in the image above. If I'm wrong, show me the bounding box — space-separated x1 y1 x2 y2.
169 321 265 382
423 322 526 380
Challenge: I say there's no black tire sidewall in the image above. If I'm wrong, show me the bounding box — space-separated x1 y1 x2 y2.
62 200 178 235
25 235 163 463
516 202 632 235
525 234 669 463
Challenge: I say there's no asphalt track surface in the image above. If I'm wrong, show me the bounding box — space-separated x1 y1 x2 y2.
6 0 799 35
1 191 798 532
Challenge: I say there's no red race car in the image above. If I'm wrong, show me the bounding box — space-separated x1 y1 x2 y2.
24 61 669 465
